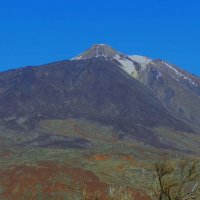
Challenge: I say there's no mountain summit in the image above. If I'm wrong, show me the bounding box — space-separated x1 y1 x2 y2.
73 44 122 60
73 44 153 75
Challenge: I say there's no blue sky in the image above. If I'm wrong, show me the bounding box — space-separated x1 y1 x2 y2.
0 0 200 75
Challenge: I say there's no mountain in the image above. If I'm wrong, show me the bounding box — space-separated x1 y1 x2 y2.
74 44 200 133
0 44 199 152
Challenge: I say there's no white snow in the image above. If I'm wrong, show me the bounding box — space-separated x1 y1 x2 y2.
162 61 198 86
72 45 109 60
152 68 162 79
114 55 137 75
157 72 162 79
73 55 83 60
129 55 152 69
73 51 197 87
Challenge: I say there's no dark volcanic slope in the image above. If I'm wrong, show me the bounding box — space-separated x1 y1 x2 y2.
0 58 189 141
125 59 200 133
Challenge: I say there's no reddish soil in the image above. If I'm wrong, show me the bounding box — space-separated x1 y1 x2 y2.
121 155 135 161
0 161 108 200
0 161 150 200
116 164 125 172
90 154 111 161
134 190 150 200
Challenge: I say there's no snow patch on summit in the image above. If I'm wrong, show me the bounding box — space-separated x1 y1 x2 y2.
72 44 118 60
73 55 84 60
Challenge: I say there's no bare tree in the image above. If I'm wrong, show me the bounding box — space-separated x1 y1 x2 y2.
150 159 200 200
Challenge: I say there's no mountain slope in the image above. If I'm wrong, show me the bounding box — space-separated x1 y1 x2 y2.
117 56 200 133
0 44 200 151
74 44 200 133
0 55 191 148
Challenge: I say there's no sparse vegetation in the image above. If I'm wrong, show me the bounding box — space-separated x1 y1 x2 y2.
107 185 134 200
75 185 134 200
75 185 102 200
2 125 200 200
2 153 200 200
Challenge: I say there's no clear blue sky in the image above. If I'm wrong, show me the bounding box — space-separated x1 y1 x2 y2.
0 0 200 75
